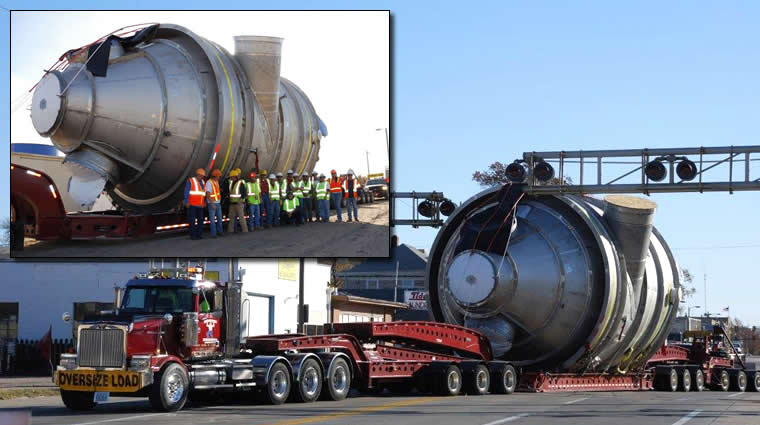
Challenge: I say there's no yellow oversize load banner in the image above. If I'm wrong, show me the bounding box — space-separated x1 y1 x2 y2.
57 370 142 392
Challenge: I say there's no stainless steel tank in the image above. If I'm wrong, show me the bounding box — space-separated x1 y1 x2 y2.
427 187 680 374
30 24 325 212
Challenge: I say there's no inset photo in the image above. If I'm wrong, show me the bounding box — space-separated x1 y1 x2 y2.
9 10 390 258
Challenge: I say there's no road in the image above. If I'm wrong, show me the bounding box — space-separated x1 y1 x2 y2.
13 201 390 258
2 389 759 425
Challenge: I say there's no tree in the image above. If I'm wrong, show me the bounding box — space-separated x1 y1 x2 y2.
732 319 760 355
0 217 10 248
472 161 572 187
677 267 697 316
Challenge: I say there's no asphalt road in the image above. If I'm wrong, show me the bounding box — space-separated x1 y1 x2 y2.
2 389 759 425
13 200 390 258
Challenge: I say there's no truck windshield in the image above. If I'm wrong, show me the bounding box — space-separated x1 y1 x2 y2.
121 287 194 313
367 179 386 185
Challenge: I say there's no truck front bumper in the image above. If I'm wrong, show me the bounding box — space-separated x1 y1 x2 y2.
55 368 153 393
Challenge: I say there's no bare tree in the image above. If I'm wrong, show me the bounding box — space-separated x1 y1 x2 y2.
473 161 572 187
677 267 697 316
0 217 10 248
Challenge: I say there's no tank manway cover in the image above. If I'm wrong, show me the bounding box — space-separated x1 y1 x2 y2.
31 73 65 137
447 249 510 306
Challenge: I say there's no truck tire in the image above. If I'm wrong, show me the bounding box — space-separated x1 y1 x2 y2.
150 363 189 412
60 389 96 411
322 358 351 401
679 368 691 392
10 216 24 251
434 365 462 396
693 369 705 392
293 358 322 402
491 364 517 395
712 369 730 391
464 364 490 395
666 368 679 392
731 370 747 392
748 372 760 392
263 362 291 405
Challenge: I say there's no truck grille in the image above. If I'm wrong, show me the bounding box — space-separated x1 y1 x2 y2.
78 328 125 368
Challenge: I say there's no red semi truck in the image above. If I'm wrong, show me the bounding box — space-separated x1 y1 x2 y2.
54 266 758 412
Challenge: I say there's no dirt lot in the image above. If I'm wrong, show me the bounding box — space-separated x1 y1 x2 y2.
14 201 390 258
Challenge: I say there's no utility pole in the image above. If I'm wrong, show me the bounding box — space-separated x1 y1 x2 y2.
298 258 305 333
366 150 371 176
376 127 389 161
704 273 708 317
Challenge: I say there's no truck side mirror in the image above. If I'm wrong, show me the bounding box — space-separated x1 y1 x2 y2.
182 312 199 347
163 313 173 324
62 312 72 323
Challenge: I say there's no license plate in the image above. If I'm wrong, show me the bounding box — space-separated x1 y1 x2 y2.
93 391 110 403
57 370 141 392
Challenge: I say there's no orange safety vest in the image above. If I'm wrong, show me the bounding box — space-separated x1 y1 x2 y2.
342 178 359 198
329 177 343 193
188 177 205 207
208 179 221 203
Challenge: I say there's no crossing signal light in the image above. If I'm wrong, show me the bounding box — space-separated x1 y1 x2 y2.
439 199 456 216
644 160 667 182
533 161 555 182
418 200 436 218
676 159 697 181
506 162 528 183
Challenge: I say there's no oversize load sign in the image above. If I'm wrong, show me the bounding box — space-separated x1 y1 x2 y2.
57 370 141 392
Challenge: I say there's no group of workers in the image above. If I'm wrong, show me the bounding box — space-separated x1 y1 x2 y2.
183 168 364 239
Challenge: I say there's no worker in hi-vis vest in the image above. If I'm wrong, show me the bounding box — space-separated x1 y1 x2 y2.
329 169 343 222
310 171 319 222
246 172 262 231
259 169 271 228
343 169 360 222
268 173 281 227
289 171 305 225
205 169 223 238
315 173 330 222
282 190 302 226
301 172 314 223
184 168 206 240
226 169 248 233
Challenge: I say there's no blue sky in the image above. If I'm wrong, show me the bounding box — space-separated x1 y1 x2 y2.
3 2 759 324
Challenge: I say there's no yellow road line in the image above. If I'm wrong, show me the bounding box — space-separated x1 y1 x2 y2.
212 48 235 173
263 397 438 425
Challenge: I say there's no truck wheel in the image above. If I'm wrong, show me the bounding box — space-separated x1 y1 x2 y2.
322 358 351 401
61 390 96 411
10 216 24 251
693 369 705 392
434 365 462 396
293 358 322 402
264 362 291 405
666 368 679 392
712 369 730 391
465 364 490 395
731 370 747 392
491 364 517 395
748 372 760 392
679 369 691 392
149 363 189 412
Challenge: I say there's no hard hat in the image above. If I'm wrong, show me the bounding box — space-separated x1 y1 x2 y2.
195 168 206 176
319 173 325 178
211 169 222 177
249 172 257 179
268 173 275 179
229 169 240 177
233 168 241 174
287 169 294 175
302 172 309 177
261 169 267 175
347 169 354 176
311 171 318 176
276 172 283 177
331 169 337 174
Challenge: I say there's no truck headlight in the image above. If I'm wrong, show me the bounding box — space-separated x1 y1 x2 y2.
129 355 152 372
59 353 77 370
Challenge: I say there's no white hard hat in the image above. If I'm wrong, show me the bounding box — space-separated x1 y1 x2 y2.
268 173 275 179
347 169 354 176
287 169 294 174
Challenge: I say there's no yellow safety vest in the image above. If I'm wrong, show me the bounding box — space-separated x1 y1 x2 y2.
290 181 303 198
269 180 281 200
283 197 299 213
229 180 244 203
316 181 329 200
246 180 261 204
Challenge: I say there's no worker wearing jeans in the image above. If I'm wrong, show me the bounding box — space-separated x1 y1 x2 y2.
329 170 343 222
246 172 262 231
205 169 223 237
184 168 206 240
260 169 271 228
343 170 360 222
316 174 329 222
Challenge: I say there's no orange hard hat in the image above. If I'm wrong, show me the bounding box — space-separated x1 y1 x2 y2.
331 169 337 174
211 169 222 177
249 172 257 179
195 168 206 176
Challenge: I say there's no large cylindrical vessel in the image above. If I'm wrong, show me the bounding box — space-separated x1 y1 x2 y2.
30 24 325 212
427 186 680 374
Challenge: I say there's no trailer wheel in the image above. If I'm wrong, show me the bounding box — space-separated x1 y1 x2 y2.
60 390 96 411
149 363 189 412
465 364 490 395
264 362 291 405
322 358 351 401
435 365 462 396
491 364 517 395
693 369 705 392
712 369 730 391
679 369 691 392
293 358 323 402
749 372 760 392
664 368 678 392
731 370 747 392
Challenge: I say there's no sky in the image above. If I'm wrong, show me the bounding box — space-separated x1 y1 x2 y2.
2 2 759 325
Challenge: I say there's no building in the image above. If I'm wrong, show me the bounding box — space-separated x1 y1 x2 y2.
337 242 428 320
670 315 736 340
0 258 330 341
331 294 408 323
